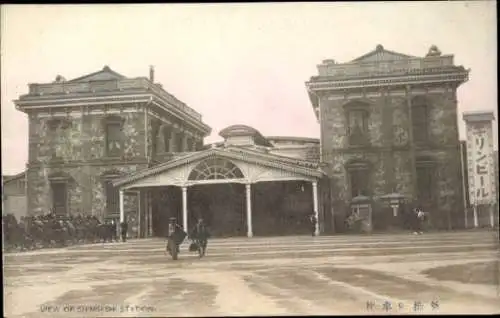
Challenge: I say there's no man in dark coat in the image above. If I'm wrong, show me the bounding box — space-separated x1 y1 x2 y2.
111 219 118 242
166 217 187 255
190 218 209 256
120 220 128 242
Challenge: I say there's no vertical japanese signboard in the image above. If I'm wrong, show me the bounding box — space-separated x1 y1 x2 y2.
464 112 497 205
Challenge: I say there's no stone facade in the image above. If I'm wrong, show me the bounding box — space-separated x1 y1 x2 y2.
306 45 469 232
15 66 211 237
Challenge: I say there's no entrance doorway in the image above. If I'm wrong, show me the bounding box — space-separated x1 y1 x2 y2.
253 181 313 236
151 186 182 237
188 183 246 237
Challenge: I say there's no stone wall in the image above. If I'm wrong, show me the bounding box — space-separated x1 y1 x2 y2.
319 87 464 231
26 108 149 221
29 111 147 164
26 164 144 217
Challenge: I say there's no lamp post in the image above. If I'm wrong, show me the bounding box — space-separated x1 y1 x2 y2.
380 192 406 217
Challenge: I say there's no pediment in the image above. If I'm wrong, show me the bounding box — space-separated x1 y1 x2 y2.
351 45 417 63
113 147 323 188
68 66 126 83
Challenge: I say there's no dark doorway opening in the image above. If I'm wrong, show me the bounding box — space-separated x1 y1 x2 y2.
188 183 246 237
253 181 313 236
152 186 182 237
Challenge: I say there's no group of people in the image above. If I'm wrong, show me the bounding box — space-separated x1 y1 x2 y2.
166 214 318 260
2 213 130 252
166 217 210 259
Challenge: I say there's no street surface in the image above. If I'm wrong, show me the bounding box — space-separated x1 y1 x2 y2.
3 230 500 317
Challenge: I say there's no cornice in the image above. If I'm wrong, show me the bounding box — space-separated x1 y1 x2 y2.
324 143 461 154
14 94 150 108
15 89 212 135
27 158 149 169
306 71 469 92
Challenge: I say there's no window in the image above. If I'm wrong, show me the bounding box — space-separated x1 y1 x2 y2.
47 118 70 160
344 101 370 146
176 132 184 152
104 179 119 216
191 138 198 151
185 137 192 151
51 182 67 216
188 157 244 180
163 127 172 152
105 122 123 157
151 127 158 155
346 160 370 198
349 168 369 197
196 140 203 151
411 97 429 145
416 165 434 202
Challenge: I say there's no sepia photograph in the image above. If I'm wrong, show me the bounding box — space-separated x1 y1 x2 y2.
1 2 499 317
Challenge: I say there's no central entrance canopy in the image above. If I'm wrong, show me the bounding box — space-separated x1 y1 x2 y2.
113 146 324 237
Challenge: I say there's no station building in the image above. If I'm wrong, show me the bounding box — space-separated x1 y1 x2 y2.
13 44 473 236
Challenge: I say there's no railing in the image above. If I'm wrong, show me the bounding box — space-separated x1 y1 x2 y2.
148 83 202 121
27 78 203 122
317 55 456 78
28 78 149 95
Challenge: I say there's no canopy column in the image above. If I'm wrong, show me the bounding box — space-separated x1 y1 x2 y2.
312 181 319 236
147 191 153 236
246 183 253 237
182 186 188 231
119 190 125 223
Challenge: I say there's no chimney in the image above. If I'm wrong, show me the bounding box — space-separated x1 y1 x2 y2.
149 65 155 83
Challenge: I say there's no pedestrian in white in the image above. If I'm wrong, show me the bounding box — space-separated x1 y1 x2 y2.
416 208 425 235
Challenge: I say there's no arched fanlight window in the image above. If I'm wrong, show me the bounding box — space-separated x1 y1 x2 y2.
188 157 244 181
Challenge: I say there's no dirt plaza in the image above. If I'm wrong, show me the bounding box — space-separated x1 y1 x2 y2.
3 230 500 317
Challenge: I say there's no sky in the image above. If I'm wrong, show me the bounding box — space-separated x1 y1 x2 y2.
1 2 497 175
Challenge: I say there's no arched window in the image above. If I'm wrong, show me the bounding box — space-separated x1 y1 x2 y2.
344 101 370 146
188 157 244 181
411 96 429 145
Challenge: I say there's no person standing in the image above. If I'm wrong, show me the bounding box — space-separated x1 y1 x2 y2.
120 220 128 242
412 207 425 235
166 217 187 258
309 213 317 237
416 208 425 235
190 218 209 257
110 219 118 242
